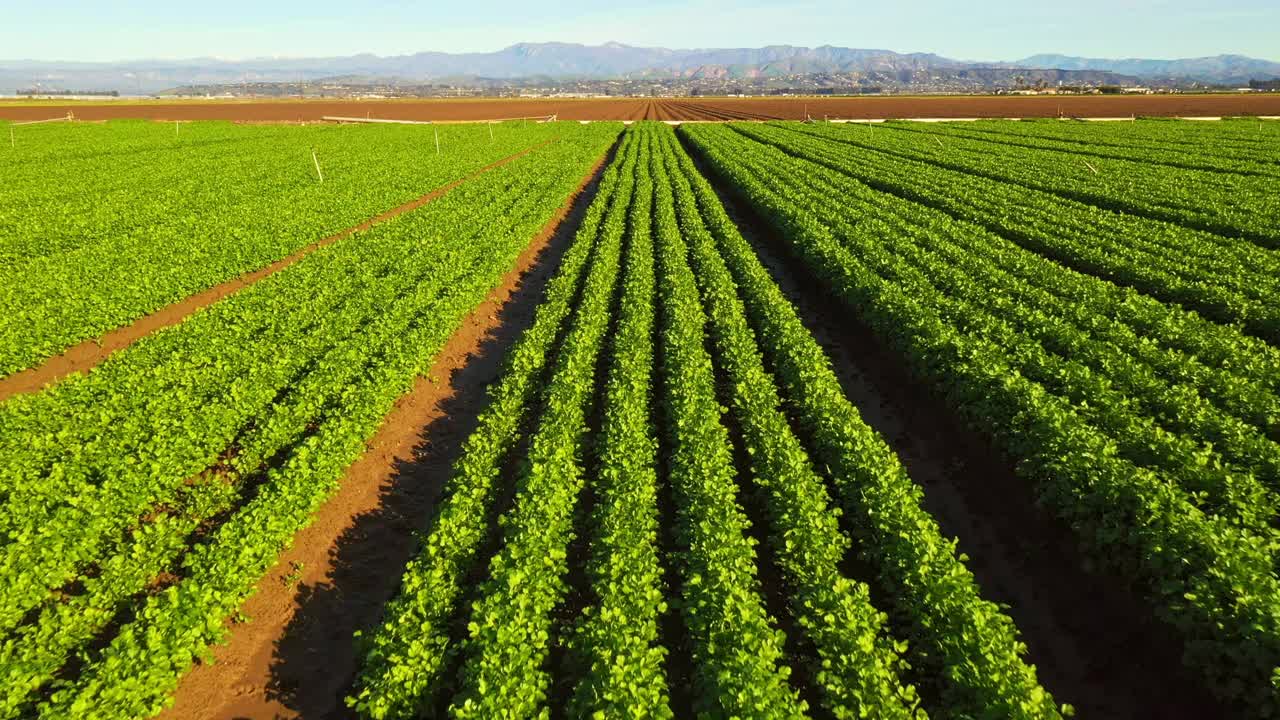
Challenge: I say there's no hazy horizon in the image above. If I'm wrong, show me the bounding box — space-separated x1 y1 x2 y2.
2 0 1276 64
2 42 1278 67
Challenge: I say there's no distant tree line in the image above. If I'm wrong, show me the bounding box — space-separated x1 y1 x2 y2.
17 89 119 96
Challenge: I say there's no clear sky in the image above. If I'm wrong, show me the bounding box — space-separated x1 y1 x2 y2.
3 0 1276 62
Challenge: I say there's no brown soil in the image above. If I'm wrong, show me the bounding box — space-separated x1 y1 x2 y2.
667 100 779 121
0 140 554 402
680 133 1223 719
736 93 1280 120
2 94 1278 123
155 145 613 720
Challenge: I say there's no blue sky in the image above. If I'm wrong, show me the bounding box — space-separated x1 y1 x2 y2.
3 0 1276 62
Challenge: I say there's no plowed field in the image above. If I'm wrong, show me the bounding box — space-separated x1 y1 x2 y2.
2 93 1278 123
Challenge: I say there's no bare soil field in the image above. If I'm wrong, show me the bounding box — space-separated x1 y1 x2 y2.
691 94 1280 119
1 94 1278 123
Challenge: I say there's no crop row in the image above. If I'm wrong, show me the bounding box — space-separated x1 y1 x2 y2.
682 121 1280 716
353 121 807 719
897 119 1280 178
823 119 1279 246
650 123 809 718
653 128 921 718
658 126 1066 719
740 121 1280 347
950 117 1280 167
447 125 632 717
0 120 564 375
718 124 1280 533
0 124 621 719
722 123 1280 466
346 128 631 720
565 130 670 717
351 122 1065 719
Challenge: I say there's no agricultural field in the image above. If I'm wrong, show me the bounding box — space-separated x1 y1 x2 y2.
3 92 1280 123
1 114 1279 719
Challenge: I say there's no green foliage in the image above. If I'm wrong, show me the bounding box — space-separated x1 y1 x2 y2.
903 118 1280 178
682 120 1280 717
717 121 1280 531
0 478 233 719
754 121 1280 344
346 128 629 720
677 125 1066 719
657 126 924 719
19 114 1278 720
0 120 565 375
351 122 1085 720
648 124 808 719
448 130 635 719
0 122 622 719
567 129 673 719
803 118 1280 247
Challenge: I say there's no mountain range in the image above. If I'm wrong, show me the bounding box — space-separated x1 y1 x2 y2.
1006 53 1280 84
3 43 1278 94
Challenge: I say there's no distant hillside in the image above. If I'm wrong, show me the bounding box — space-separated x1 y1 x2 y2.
1013 54 1280 85
1 43 1276 94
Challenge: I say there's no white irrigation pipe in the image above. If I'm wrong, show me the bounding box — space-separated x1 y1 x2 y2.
322 116 433 125
316 114 1274 127
321 114 556 125
13 114 72 126
311 149 324 183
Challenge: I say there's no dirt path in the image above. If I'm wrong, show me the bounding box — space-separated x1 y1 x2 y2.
0 140 556 403
679 133 1223 720
155 145 613 720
